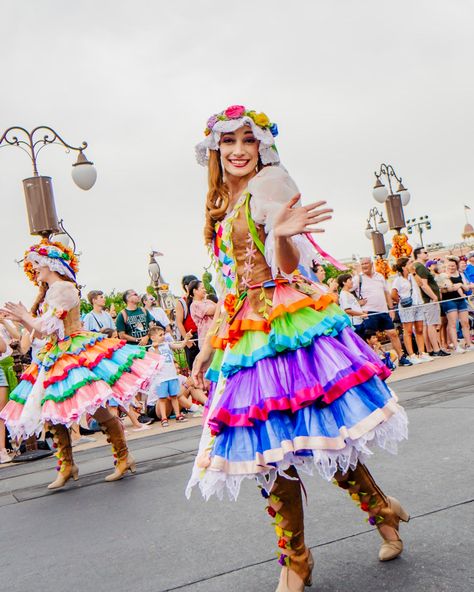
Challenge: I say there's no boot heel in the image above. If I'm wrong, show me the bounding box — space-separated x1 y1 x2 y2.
304 550 314 587
388 496 410 522
129 459 137 474
72 465 79 481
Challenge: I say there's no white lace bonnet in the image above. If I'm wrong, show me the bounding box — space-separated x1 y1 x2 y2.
195 105 280 167
24 240 79 283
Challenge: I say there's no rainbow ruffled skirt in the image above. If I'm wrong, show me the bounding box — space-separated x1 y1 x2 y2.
0 332 161 440
186 282 408 501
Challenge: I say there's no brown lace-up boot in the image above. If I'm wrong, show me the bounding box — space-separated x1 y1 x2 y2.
334 463 410 561
99 416 136 481
47 424 79 490
262 466 314 592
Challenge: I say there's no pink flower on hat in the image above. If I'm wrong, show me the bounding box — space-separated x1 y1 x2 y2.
224 105 246 119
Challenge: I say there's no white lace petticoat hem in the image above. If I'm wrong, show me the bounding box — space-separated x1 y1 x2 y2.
185 407 408 502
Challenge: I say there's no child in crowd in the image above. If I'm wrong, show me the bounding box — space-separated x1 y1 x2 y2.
365 330 398 371
176 368 208 417
147 325 193 427
337 273 368 336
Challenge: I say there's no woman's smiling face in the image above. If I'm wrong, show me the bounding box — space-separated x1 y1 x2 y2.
219 125 260 179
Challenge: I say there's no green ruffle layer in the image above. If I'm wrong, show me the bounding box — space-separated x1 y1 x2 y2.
40 348 146 404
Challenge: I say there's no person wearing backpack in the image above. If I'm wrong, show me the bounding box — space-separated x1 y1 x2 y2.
116 289 157 345
175 275 200 369
83 290 116 336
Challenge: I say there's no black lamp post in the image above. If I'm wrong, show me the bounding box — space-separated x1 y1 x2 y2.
406 216 432 247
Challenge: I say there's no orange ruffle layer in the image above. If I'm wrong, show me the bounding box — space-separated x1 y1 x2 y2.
211 289 336 350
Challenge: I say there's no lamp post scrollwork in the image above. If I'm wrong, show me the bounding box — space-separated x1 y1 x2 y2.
0 126 97 237
365 207 389 256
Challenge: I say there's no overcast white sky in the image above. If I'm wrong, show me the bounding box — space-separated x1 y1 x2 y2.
1 0 473 305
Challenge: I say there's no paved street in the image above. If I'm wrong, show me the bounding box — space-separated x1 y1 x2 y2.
1 364 473 592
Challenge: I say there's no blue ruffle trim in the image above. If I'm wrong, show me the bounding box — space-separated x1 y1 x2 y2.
211 377 394 463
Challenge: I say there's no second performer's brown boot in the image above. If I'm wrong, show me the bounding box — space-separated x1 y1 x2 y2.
334 463 410 561
99 416 136 481
47 424 79 490
263 466 313 592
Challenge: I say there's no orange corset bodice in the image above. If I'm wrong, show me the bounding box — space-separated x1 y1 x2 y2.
63 305 82 336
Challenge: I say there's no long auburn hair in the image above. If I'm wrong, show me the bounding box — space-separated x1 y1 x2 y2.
204 149 264 244
31 275 79 317
204 150 229 244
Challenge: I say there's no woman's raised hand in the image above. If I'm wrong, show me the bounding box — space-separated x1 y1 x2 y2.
0 302 29 323
273 195 333 239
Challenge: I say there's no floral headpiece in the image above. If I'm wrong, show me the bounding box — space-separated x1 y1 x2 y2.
195 105 280 167
24 239 79 284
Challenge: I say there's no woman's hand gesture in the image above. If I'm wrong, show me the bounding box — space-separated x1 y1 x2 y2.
192 349 213 389
273 195 333 239
0 302 29 323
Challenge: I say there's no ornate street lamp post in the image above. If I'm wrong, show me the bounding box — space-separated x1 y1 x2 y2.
372 163 411 232
0 126 97 237
406 215 432 248
364 207 389 256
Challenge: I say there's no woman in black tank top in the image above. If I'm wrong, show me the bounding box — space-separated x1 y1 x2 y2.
440 258 472 351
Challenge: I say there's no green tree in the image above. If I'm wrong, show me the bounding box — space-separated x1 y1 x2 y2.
202 267 216 295
80 290 127 315
322 264 344 281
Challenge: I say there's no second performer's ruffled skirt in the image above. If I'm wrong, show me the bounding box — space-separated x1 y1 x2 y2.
0 332 161 440
186 281 408 501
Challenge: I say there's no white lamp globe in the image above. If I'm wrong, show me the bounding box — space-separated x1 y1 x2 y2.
400 190 411 206
372 184 388 203
364 228 374 240
378 221 389 234
72 152 97 190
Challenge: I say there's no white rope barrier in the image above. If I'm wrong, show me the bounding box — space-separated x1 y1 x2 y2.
164 294 474 340
359 294 474 318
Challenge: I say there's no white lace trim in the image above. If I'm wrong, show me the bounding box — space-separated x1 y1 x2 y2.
26 252 76 282
185 408 408 502
195 116 280 167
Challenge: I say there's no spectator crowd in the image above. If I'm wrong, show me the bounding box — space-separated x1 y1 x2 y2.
331 249 474 369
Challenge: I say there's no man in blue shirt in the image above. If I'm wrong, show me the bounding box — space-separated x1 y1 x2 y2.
83 290 116 335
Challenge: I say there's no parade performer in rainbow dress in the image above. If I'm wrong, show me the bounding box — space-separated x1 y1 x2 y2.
0 240 161 490
187 105 410 592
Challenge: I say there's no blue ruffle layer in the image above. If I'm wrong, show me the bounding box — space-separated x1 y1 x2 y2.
211 376 394 464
